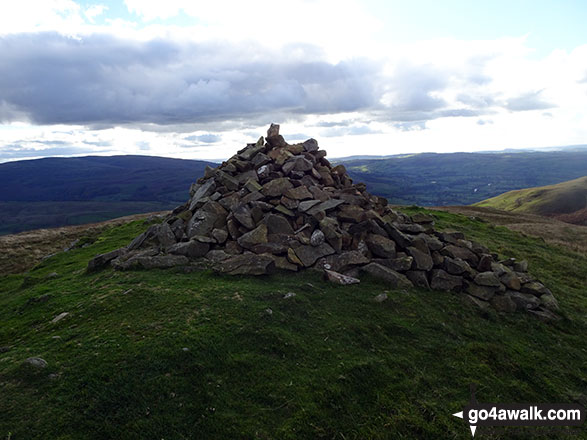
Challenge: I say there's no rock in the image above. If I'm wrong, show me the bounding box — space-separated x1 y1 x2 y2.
267 123 280 137
372 256 414 272
294 243 335 267
261 177 293 197
443 257 471 275
233 204 255 229
430 269 463 291
287 248 303 266
306 199 345 216
211 228 229 244
51 312 69 323
87 247 126 272
321 251 370 272
168 240 210 258
410 213 435 224
272 255 299 271
405 247 433 271
527 308 560 322
337 205 365 223
189 179 216 210
187 201 227 238
244 178 263 192
283 292 296 299
251 242 288 254
237 224 268 250
127 224 159 251
157 222 177 249
216 254 276 275
462 294 491 311
500 271 521 290
302 138 319 152
513 260 528 272
274 205 295 217
466 283 497 301
490 294 517 313
406 271 430 289
285 185 312 200
24 357 48 368
374 293 388 303
360 263 412 288
477 254 493 272
116 254 190 270
385 225 413 249
441 245 479 266
508 291 541 311
365 234 396 258
205 250 232 262
298 200 321 212
521 281 551 297
540 293 559 311
310 229 325 246
264 214 294 235
474 272 501 287
324 269 360 285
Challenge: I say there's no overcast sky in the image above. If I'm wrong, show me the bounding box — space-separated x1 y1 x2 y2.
1 0 587 162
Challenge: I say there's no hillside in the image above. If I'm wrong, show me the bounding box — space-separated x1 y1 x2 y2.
0 155 214 234
342 150 587 206
474 176 587 225
1 208 585 439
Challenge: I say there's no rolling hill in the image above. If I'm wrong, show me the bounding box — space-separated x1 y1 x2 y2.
342 150 587 206
474 176 587 225
0 155 214 234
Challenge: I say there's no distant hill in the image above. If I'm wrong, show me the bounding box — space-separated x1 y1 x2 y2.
0 155 214 234
342 150 587 206
474 176 587 226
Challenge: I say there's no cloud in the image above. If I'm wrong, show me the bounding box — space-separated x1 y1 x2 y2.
505 90 556 112
0 33 381 128
184 134 221 143
0 144 99 159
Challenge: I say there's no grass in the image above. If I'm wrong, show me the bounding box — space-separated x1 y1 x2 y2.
1 210 586 439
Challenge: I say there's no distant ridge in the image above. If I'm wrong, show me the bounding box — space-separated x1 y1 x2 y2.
475 176 587 226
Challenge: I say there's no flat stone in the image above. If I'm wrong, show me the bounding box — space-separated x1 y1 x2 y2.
324 269 360 285
211 228 229 244
251 242 288 255
372 256 414 272
263 213 294 235
87 247 126 272
287 248 303 266
168 240 210 258
500 271 521 290
187 201 227 238
157 223 177 249
244 178 262 193
321 251 370 272
443 257 471 275
189 179 216 210
214 170 239 191
298 199 321 212
293 243 335 267
285 186 312 200
306 199 345 216
51 312 69 323
360 263 412 288
204 250 232 262
337 205 366 223
216 254 276 275
508 291 541 311
117 255 190 270
406 271 430 289
441 244 479 266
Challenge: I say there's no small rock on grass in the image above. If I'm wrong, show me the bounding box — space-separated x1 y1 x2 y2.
25 357 48 368
324 269 360 285
374 293 388 303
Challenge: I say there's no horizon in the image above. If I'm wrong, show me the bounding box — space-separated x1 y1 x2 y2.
1 1 587 161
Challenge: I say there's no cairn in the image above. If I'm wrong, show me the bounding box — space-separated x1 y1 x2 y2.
89 124 559 319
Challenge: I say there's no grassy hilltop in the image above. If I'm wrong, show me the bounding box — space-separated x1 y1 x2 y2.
1 208 586 439
475 176 587 226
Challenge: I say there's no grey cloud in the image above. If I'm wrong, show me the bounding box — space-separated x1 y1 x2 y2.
393 121 427 131
505 90 556 112
0 33 381 128
0 144 101 159
184 134 221 143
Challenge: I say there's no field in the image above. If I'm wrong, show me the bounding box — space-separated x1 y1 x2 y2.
1 208 586 439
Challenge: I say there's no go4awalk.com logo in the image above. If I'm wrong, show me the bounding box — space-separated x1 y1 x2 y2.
452 385 585 437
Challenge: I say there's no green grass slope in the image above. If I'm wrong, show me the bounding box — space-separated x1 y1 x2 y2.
475 176 587 225
1 210 586 439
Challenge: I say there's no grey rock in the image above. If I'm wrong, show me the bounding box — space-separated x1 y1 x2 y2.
321 251 370 272
306 199 345 216
264 213 294 235
302 138 319 152
187 201 227 238
374 293 388 303
211 228 229 244
474 272 501 287
298 199 321 212
237 224 268 250
372 256 414 272
360 263 412 288
25 357 48 368
261 177 293 197
87 247 126 272
216 254 276 275
365 234 396 258
406 246 433 271
324 269 360 285
310 229 325 246
205 250 232 262
117 254 190 270
500 271 521 290
189 179 216 210
51 312 69 323
466 283 497 301
441 245 479 266
490 294 517 313
521 281 551 297
157 222 177 249
168 240 210 258
233 204 255 229
406 271 430 289
293 242 335 267
540 292 559 311
430 269 463 291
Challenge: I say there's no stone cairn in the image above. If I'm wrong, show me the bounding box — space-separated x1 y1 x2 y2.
89 124 559 319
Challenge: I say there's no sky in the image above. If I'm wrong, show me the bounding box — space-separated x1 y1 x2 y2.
1 0 587 162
